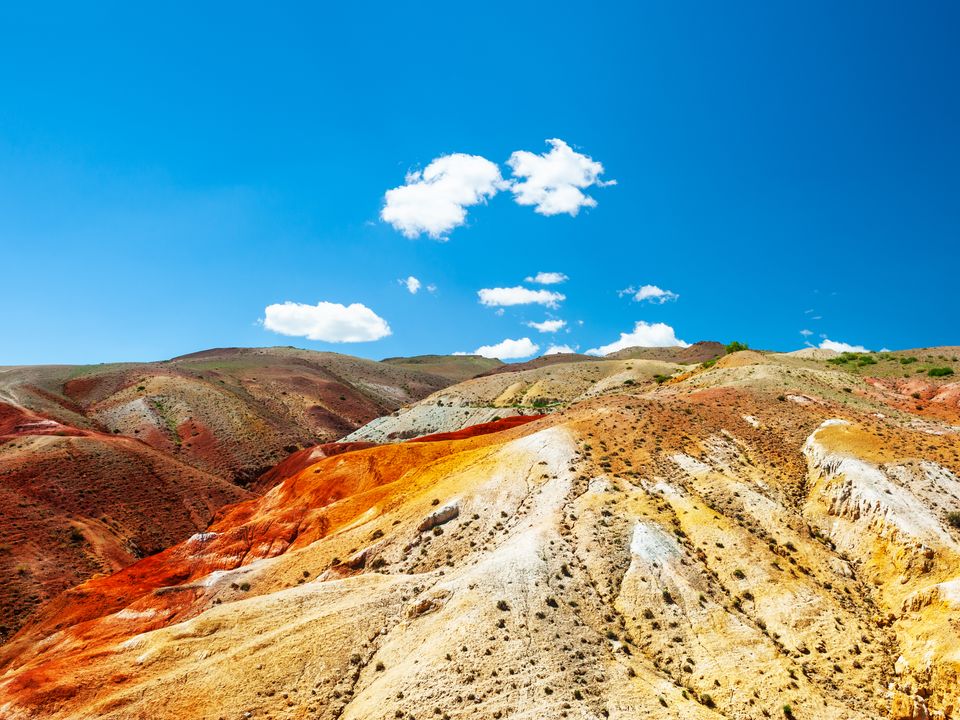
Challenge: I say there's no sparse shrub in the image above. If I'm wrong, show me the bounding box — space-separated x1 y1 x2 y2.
929 367 954 377
946 512 960 529
497 599 510 611
783 705 794 718
733 569 746 579
662 589 675 604
726 341 749 354
239 582 251 591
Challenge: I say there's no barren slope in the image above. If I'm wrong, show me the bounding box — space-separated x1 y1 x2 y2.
1 347 454 483
344 357 684 442
381 355 504 383
0 348 453 642
0 404 251 643
2 350 959 719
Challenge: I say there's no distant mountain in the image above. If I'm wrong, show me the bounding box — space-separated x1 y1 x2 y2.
606 340 726 363
474 351 596 377
381 354 504 382
1 346 452 483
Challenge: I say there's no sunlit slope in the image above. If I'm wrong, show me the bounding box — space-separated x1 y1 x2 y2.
1 350 959 719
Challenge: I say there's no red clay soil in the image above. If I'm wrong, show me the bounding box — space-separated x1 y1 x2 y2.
249 441 378 493
864 377 960 423
0 409 251 643
0 403 85 439
409 414 546 442
0 422 538 700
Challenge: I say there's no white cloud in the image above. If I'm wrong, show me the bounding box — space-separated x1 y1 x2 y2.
381 153 506 239
527 319 566 333
586 321 689 356
544 344 577 355
472 337 539 359
525 271 568 285
400 276 421 294
620 284 679 304
819 338 870 353
263 301 391 343
478 286 565 309
799 329 813 337
506 139 614 216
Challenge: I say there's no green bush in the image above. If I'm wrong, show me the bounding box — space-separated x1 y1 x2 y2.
928 367 954 377
725 341 749 354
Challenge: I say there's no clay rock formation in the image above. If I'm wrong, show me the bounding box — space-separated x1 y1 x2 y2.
0 348 959 719
0 348 453 642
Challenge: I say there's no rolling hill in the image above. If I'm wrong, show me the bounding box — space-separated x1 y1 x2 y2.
1 348 958 719
0 347 454 642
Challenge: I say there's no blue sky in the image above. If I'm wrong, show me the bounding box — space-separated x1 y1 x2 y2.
1 2 957 364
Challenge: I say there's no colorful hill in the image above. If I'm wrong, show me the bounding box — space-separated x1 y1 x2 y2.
1 349 958 719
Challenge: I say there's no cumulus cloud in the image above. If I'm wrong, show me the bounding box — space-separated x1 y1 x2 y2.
472 337 539 359
527 319 566 333
400 276 421 294
507 139 614 216
263 301 391 343
525 271 568 285
586 321 689 356
819 338 870 353
381 153 506 239
620 284 679 304
478 286 565 309
544 344 577 355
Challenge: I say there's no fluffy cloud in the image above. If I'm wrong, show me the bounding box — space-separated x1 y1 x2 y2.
820 338 870 353
401 276 421 294
527 319 566 333
507 139 614 216
381 153 505 239
586 321 689 356
799 329 813 337
620 284 679 304
525 271 568 285
478 286 565 309
472 337 539 359
263 301 391 343
544 344 577 355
